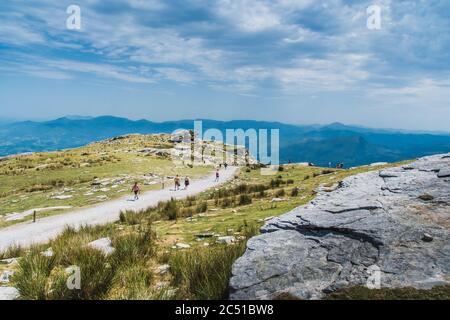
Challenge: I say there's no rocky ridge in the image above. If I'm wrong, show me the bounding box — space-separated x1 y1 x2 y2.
230 153 450 299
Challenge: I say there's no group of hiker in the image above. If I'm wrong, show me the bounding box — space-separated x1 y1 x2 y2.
329 162 345 169
173 175 190 191
131 163 227 201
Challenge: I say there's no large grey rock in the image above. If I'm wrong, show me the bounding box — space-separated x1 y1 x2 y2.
230 153 450 300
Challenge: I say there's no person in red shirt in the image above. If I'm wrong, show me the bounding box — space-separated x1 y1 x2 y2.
131 182 140 201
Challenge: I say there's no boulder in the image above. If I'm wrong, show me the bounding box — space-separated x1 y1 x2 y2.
175 243 191 249
155 264 170 275
230 153 450 300
50 195 73 200
41 247 54 257
87 238 115 255
0 287 19 300
217 236 236 245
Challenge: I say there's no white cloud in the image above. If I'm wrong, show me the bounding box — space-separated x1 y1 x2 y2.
42 59 154 83
155 67 196 84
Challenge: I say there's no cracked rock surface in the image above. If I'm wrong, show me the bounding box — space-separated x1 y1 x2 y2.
230 153 450 300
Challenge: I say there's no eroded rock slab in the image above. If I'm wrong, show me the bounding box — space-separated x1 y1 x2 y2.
230 153 450 300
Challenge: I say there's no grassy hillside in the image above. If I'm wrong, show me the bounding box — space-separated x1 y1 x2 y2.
1 147 416 299
0 134 211 226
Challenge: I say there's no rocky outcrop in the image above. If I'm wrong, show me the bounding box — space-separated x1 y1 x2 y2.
230 153 450 300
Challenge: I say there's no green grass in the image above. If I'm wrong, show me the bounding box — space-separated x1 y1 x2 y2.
153 161 412 247
3 148 420 300
12 224 158 300
169 242 248 300
326 285 450 300
13 247 56 299
0 134 211 225
169 222 258 300
9 220 257 300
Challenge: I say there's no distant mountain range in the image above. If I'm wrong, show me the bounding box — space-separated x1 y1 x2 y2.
1 116 450 167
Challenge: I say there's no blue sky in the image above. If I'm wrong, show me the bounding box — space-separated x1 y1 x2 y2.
1 0 450 131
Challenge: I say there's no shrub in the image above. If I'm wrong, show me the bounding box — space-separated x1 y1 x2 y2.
290 187 299 197
57 247 115 300
169 221 258 300
184 196 197 207
238 194 252 206
111 227 156 266
159 198 179 220
180 207 194 217
286 179 294 185
195 201 208 213
119 211 144 225
220 197 233 208
0 244 24 260
270 179 281 188
275 189 286 197
107 263 155 300
170 242 247 300
13 247 56 300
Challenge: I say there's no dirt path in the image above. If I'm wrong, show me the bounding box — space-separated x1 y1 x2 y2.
0 167 238 252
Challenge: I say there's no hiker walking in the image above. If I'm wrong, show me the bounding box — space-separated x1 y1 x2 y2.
174 175 181 191
131 182 140 201
215 169 220 182
184 176 190 189
224 163 228 170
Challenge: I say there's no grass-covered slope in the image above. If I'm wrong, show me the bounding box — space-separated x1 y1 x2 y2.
0 134 210 226
2 158 421 300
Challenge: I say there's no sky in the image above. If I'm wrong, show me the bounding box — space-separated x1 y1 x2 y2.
1 0 450 131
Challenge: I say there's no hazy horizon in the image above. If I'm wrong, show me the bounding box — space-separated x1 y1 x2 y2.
2 114 450 135
1 1 450 131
